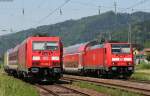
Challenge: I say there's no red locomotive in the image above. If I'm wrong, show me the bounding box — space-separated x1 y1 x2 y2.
63 41 134 78
4 36 63 82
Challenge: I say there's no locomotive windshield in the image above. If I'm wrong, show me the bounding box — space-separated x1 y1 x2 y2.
111 44 130 54
33 42 58 50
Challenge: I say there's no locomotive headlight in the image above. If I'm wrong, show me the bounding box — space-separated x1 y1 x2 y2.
112 58 119 61
51 56 59 61
32 56 40 60
124 58 132 61
112 62 115 65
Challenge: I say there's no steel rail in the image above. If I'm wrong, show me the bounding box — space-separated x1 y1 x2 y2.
36 84 90 96
62 75 150 96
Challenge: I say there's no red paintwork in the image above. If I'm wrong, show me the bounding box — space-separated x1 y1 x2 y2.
63 54 79 68
83 48 105 68
104 43 134 68
8 36 63 71
63 41 134 73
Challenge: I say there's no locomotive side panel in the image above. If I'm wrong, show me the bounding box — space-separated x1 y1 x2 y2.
83 48 105 69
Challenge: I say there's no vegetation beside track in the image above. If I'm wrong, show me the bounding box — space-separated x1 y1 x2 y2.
72 81 143 96
131 63 150 81
0 68 38 96
135 63 150 69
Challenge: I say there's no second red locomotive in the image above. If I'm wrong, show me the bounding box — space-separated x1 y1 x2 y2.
4 36 63 82
63 41 134 78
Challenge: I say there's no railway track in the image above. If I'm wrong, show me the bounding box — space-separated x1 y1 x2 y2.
128 79 150 84
36 84 90 96
62 75 150 96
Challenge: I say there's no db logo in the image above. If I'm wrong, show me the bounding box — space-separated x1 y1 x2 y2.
43 57 48 60
119 58 124 61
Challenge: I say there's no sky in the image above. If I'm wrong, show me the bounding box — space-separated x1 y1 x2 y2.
0 0 150 35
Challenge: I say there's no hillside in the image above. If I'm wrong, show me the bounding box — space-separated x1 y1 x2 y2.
0 11 150 56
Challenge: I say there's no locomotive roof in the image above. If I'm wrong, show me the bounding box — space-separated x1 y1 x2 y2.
64 41 99 54
27 36 60 41
64 41 131 54
6 36 61 54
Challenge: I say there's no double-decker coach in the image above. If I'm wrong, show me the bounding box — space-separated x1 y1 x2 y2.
4 36 63 82
63 41 134 78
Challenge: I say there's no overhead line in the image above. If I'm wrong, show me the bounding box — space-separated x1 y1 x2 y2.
73 0 150 13
30 0 150 28
128 0 149 9
70 1 132 12
123 0 149 12
37 0 71 24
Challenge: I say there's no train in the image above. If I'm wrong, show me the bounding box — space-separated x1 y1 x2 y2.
63 41 134 78
4 36 63 82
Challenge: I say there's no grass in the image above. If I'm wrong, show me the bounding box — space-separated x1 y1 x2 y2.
0 71 38 96
131 72 150 81
131 63 150 81
72 81 143 96
135 63 150 70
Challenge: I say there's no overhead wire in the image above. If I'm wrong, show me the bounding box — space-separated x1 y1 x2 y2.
71 1 114 9
26 0 150 29
127 0 149 9
71 0 150 13
37 0 71 24
122 0 150 12
69 0 131 13
0 0 149 35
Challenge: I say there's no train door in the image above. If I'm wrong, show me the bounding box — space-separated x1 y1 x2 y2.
103 48 107 68
78 52 83 70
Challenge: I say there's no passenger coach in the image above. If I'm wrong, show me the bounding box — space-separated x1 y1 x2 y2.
63 41 134 78
4 36 63 82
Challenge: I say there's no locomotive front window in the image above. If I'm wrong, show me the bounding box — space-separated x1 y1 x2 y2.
33 42 45 50
33 42 58 50
111 44 130 54
45 42 58 50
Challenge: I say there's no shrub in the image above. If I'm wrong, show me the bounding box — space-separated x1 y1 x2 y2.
136 63 150 69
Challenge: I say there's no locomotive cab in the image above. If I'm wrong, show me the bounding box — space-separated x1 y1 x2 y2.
32 41 60 67
29 39 62 81
106 43 134 77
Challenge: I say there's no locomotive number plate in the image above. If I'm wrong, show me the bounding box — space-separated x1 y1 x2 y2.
119 58 124 61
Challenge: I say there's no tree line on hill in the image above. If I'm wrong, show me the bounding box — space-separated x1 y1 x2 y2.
0 11 150 58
